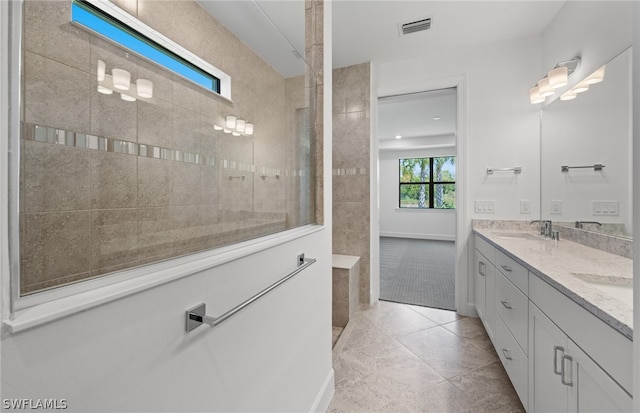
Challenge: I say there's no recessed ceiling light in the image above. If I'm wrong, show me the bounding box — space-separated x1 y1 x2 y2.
433 116 441 121
395 135 402 139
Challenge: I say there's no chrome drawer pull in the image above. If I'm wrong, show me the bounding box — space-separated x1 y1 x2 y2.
478 261 486 276
500 300 512 309
561 354 573 386
501 348 513 360
501 265 513 272
553 346 564 375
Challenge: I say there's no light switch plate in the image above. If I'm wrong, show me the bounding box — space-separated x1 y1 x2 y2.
475 200 495 214
520 200 531 214
592 201 619 216
550 200 563 215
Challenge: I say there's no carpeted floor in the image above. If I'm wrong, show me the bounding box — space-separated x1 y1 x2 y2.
379 237 456 310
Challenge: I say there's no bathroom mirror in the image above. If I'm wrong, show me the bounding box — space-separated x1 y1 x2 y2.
540 47 632 238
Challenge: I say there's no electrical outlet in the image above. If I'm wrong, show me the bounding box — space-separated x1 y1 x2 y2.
550 200 563 215
592 201 619 216
475 200 495 214
520 200 531 214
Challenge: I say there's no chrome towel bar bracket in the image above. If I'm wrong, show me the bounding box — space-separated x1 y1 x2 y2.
185 255 317 333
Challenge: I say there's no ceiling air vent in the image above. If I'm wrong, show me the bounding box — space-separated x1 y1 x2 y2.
399 17 432 36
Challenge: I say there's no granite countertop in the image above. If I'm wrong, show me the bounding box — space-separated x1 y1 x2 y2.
474 227 633 340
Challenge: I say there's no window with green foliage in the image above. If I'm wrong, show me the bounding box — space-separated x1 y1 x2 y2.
399 157 456 209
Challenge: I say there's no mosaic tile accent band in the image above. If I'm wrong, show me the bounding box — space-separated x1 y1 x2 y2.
22 122 305 177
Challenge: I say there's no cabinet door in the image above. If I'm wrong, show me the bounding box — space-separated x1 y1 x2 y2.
484 259 495 340
567 340 632 413
529 303 569 413
475 251 487 320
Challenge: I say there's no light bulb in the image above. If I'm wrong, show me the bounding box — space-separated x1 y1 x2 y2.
585 65 606 85
529 86 544 104
236 119 246 133
112 68 131 90
97 59 106 82
538 78 554 97
548 66 568 89
136 78 153 98
97 85 113 95
573 81 589 93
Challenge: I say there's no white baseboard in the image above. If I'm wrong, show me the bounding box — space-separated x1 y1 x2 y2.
310 368 335 413
380 232 456 242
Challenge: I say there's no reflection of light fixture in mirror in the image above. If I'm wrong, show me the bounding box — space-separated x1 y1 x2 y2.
236 119 246 133
529 86 545 104
245 123 254 135
97 59 106 82
585 65 606 84
560 90 577 101
232 132 240 136
121 93 136 102
136 78 153 98
214 125 223 130
538 78 554 97
223 128 232 134
573 81 589 94
112 68 131 90
226 115 237 129
548 66 568 89
395 135 402 139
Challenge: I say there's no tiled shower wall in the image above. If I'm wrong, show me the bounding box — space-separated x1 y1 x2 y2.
332 62 371 303
19 0 316 294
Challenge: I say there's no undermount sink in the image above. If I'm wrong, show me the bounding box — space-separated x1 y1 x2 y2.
494 232 541 241
570 272 633 306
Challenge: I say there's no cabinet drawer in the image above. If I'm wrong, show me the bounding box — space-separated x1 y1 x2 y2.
496 316 528 408
495 249 528 294
475 235 495 263
496 272 528 354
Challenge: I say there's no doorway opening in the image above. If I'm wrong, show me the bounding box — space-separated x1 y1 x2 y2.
376 87 457 311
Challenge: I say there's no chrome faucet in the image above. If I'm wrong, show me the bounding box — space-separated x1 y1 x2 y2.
575 221 602 229
530 220 553 237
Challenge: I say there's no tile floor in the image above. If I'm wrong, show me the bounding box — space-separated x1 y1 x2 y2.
328 300 524 413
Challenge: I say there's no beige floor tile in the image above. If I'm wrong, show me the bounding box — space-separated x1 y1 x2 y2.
399 326 499 379
441 317 494 350
449 361 525 412
364 303 438 337
330 301 521 413
406 305 462 326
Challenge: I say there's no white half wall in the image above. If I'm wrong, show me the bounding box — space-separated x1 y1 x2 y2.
379 147 456 241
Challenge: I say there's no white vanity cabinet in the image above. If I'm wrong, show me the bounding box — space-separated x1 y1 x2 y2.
529 302 632 413
473 233 632 413
475 236 496 341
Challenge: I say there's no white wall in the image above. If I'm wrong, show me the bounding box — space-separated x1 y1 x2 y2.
379 147 456 241
375 34 542 314
0 2 334 412
541 1 632 105
632 3 640 410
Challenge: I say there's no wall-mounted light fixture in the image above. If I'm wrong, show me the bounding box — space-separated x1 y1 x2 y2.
217 115 254 136
96 59 154 102
529 57 580 104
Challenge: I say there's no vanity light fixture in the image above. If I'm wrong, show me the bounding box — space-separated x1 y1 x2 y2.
96 60 153 100
112 68 131 90
395 135 402 139
585 65 606 84
572 81 589 94
529 57 580 104
560 90 577 101
548 66 568 89
221 115 254 136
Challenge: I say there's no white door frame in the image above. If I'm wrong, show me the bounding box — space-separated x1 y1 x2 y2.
369 72 470 315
